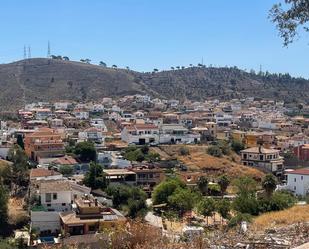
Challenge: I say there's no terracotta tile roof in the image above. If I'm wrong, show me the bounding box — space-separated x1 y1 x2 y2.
287 168 309 175
241 146 279 154
30 168 61 178
136 124 158 129
53 155 77 165
39 180 71 193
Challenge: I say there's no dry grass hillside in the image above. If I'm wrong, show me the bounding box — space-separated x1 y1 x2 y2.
1 58 309 111
252 205 309 231
160 145 265 181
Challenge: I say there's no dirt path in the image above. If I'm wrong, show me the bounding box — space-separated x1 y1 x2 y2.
150 147 171 160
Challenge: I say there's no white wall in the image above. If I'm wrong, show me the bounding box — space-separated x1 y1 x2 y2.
31 211 60 233
287 174 309 196
40 190 72 211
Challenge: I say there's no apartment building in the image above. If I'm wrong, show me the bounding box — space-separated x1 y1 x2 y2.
24 128 65 161
241 146 284 175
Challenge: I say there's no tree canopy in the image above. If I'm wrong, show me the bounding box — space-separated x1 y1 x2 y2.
152 178 185 205
83 162 106 189
0 184 8 230
270 1 309 46
74 141 97 162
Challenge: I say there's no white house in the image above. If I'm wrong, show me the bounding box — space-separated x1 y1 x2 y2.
54 102 71 110
121 123 200 145
78 127 104 144
98 151 131 168
50 118 64 128
285 168 309 196
73 109 89 120
38 180 91 212
39 180 73 212
90 118 107 131
159 124 200 144
121 124 159 145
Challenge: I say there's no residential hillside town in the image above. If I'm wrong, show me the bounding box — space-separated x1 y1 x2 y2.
1 94 309 248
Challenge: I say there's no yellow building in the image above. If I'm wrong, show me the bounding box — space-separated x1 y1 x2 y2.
231 130 246 143
244 132 262 148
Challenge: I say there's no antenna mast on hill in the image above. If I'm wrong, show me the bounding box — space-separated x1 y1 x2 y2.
259 64 262 74
28 46 31 59
23 45 27 59
47 41 51 58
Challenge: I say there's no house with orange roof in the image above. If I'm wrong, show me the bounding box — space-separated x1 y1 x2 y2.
24 128 65 161
30 168 63 181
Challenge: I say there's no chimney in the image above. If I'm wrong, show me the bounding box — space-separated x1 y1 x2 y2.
94 198 98 206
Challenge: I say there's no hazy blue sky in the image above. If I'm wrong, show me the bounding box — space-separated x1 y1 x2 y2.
0 0 308 77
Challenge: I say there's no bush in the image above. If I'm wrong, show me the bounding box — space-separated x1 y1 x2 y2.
152 178 186 205
233 194 260 215
258 190 296 213
207 145 223 157
217 140 231 155
179 147 190 156
231 139 245 154
106 184 147 218
59 165 74 176
208 183 221 196
125 149 145 162
228 213 252 227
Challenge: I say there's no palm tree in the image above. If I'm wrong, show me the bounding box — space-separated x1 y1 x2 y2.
171 67 175 70
218 175 230 197
153 68 159 73
176 66 180 70
262 174 277 197
112 65 117 69
197 176 208 195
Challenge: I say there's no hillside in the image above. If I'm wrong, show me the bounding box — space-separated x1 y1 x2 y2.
159 145 265 181
0 58 147 111
0 58 309 111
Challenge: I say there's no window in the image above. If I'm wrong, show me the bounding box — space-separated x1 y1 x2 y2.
62 203 66 206
294 186 296 191
259 155 264 161
294 178 296 182
53 193 57 200
45 193 51 203
47 204 51 207
301 176 304 180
